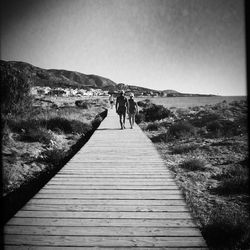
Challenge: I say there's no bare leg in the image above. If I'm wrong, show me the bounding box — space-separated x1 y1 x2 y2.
131 114 135 128
122 113 126 128
128 114 132 128
119 114 123 129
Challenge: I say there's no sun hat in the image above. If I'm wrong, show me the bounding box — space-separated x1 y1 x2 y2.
130 93 134 97
120 90 125 94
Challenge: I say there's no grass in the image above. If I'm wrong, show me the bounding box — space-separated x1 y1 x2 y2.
139 100 249 249
91 114 103 128
18 127 54 144
212 165 249 195
39 147 67 166
43 117 92 134
150 132 168 143
206 119 241 138
145 122 159 131
215 176 249 195
171 143 199 154
167 121 196 139
180 158 207 171
75 100 89 109
202 205 250 249
2 96 107 197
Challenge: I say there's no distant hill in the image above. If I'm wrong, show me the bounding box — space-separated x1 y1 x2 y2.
0 60 216 97
161 89 215 97
0 60 117 90
162 89 181 94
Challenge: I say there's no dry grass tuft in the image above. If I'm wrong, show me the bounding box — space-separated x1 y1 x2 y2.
180 158 207 171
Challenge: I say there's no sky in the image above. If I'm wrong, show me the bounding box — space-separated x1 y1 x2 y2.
0 0 246 95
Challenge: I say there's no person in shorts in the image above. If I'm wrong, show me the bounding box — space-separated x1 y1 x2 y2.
127 93 138 129
115 90 128 129
109 94 114 109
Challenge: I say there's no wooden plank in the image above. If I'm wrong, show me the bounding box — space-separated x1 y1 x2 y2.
54 175 172 179
32 193 183 199
5 225 202 236
6 218 198 227
70 159 164 162
61 169 169 172
46 183 178 187
57 172 171 175
56 173 172 176
44 183 178 187
26 199 187 206
14 211 192 219
43 184 179 190
77 149 158 153
62 166 167 170
21 204 189 212
46 182 178 187
47 179 177 184
45 183 176 187
63 162 166 165
5 247 209 250
38 189 181 195
58 171 170 174
4 235 207 247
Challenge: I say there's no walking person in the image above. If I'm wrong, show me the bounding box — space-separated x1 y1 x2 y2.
115 90 128 129
109 93 114 109
127 93 138 129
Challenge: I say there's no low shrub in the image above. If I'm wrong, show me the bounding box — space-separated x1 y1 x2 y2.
203 206 250 249
190 111 222 128
150 133 168 143
180 158 206 171
6 119 40 133
207 119 242 137
6 110 94 136
143 104 171 122
214 176 249 195
167 121 196 139
71 120 92 135
40 148 67 166
171 143 199 154
206 120 223 133
75 100 89 109
135 112 145 124
212 165 249 195
145 122 159 131
137 101 148 108
43 117 92 134
239 157 248 167
210 140 234 146
91 115 103 128
18 127 54 144
220 119 242 136
159 121 174 129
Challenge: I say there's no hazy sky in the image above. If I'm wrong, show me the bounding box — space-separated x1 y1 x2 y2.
0 0 246 95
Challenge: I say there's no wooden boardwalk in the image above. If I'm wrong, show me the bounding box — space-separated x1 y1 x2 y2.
4 109 207 249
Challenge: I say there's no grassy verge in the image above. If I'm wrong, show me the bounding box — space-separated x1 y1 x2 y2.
137 99 249 249
1 96 108 223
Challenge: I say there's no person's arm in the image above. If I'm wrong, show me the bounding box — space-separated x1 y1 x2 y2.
127 99 130 114
135 102 138 114
115 97 119 112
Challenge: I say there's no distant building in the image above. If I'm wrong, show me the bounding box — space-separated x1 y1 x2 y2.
48 89 66 96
